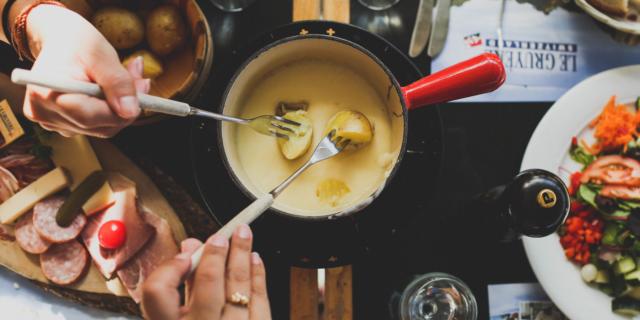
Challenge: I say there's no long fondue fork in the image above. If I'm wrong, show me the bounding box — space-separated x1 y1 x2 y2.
10 69 300 140
189 130 350 273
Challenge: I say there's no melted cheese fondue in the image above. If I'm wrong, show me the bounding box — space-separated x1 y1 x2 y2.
235 59 395 216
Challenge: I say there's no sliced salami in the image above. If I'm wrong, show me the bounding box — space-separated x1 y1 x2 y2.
40 240 88 285
15 211 50 254
33 196 86 243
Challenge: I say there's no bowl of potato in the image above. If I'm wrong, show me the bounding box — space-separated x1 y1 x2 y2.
59 0 214 123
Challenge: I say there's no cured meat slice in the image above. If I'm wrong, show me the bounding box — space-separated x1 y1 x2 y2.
40 240 88 285
82 174 154 278
0 154 35 168
601 185 640 200
15 211 50 254
6 156 52 188
33 196 86 243
581 155 640 186
0 165 19 202
117 206 179 303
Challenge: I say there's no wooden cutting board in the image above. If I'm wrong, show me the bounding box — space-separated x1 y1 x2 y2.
0 138 213 315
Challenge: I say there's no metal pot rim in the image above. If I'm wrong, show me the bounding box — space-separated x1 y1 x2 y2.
217 33 410 221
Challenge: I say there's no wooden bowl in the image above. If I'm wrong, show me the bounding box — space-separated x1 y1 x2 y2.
61 0 214 124
147 0 213 103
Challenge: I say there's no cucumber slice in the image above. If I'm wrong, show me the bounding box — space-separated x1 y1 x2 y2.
595 270 610 284
625 270 640 281
603 223 624 246
626 287 640 300
613 296 640 316
615 257 636 275
628 279 640 287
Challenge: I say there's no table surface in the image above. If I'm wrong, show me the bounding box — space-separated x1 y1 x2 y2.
0 0 551 319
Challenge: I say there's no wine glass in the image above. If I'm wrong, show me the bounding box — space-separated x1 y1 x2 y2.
210 0 257 12
359 0 400 10
399 273 477 320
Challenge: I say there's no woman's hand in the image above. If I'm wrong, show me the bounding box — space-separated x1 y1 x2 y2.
23 5 148 137
141 224 272 320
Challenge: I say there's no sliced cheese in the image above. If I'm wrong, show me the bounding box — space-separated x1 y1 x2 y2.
105 277 130 297
41 134 114 215
0 167 69 224
83 182 114 215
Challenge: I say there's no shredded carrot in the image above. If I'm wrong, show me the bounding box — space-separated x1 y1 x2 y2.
581 139 601 155
590 96 639 152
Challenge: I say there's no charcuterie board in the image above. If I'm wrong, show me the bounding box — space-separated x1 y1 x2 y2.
0 137 216 315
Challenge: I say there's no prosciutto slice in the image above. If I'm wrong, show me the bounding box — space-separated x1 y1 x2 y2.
81 174 154 278
601 185 640 200
117 206 179 303
581 155 640 186
0 154 35 168
0 165 19 202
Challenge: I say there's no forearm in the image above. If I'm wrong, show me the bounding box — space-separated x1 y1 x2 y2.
1 0 36 43
0 0 9 43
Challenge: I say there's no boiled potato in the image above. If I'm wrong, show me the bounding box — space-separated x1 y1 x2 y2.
58 0 93 19
278 110 313 160
92 8 144 50
324 110 373 148
146 5 187 56
122 50 164 79
316 179 350 207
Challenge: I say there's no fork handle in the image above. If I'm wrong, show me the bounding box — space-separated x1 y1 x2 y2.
189 193 275 274
11 68 193 117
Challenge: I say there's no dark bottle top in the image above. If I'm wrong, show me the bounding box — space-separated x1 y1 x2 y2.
472 169 570 242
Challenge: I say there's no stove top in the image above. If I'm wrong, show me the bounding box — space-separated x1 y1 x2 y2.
189 21 443 267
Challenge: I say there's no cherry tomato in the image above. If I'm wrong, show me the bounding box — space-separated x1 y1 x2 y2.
98 220 127 250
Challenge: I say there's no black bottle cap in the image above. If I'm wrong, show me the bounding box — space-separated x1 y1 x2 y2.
505 169 570 238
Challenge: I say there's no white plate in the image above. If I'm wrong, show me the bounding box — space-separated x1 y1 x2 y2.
576 0 640 35
521 65 640 320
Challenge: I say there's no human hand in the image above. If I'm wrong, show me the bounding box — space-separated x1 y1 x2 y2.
23 5 149 137
141 224 272 320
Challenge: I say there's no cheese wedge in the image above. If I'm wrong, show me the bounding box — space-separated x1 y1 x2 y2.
0 167 69 224
105 277 130 297
41 135 114 214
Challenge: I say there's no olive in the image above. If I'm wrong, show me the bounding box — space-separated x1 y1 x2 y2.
628 208 640 237
595 194 618 213
625 147 640 161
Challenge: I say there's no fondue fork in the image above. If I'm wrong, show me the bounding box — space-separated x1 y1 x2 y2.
188 130 351 273
10 69 300 140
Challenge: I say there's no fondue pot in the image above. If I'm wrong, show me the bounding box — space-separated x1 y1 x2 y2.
191 21 505 267
219 37 504 217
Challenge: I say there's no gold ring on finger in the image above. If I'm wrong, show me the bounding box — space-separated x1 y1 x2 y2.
228 291 250 307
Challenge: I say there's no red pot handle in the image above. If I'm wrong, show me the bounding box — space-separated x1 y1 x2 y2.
402 53 506 110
